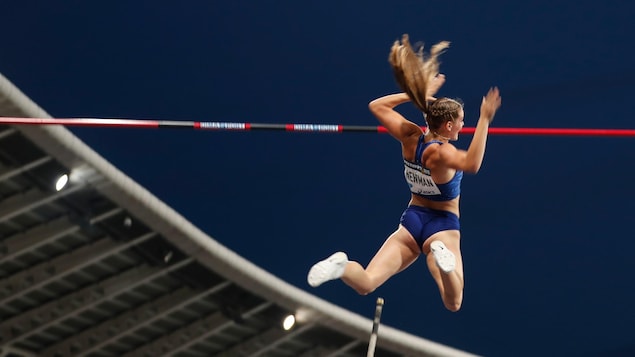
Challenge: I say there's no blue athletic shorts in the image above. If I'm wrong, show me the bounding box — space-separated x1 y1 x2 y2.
399 205 460 250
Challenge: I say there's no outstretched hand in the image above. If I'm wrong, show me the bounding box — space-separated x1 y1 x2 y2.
480 87 502 123
426 74 446 101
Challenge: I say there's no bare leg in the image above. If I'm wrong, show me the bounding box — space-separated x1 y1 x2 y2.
341 225 420 295
423 230 464 312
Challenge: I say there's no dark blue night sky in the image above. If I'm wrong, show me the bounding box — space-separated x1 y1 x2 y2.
3 2 635 356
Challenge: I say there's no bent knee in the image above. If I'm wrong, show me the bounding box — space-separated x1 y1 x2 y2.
443 300 462 312
354 286 376 296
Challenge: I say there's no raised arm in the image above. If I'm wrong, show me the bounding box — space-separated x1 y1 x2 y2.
435 87 502 173
368 93 422 142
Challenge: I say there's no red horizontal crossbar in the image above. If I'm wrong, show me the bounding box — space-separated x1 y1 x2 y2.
1 117 634 137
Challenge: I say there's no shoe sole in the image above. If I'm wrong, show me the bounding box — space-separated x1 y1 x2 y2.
430 241 456 273
307 252 348 287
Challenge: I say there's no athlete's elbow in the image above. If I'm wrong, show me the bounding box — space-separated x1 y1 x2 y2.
368 100 382 115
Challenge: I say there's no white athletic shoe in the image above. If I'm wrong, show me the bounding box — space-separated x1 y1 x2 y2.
307 252 349 287
430 241 456 273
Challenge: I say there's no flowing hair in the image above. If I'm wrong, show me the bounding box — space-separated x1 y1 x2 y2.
389 34 462 130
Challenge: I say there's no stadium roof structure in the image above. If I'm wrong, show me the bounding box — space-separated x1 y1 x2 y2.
0 72 478 357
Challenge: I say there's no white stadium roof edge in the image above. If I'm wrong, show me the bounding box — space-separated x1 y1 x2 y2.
0 72 479 357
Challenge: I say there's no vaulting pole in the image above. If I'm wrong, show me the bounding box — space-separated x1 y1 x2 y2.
367 297 385 357
1 117 635 136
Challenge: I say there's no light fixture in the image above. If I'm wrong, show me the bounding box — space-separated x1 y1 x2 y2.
164 250 174 263
282 314 295 331
55 174 69 191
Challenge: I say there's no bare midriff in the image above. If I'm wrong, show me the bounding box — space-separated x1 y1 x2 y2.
409 194 460 217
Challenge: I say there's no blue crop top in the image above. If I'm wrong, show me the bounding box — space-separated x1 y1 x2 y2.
403 136 463 201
